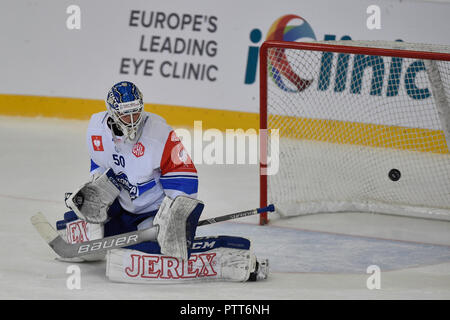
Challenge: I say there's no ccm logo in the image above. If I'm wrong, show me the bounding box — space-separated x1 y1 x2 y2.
77 235 138 254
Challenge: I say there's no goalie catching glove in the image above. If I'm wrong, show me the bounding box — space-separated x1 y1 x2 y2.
67 168 121 224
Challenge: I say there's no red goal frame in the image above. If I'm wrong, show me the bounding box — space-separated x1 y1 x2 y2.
259 40 450 225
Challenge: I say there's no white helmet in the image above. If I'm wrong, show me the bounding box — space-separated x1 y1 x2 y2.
106 81 144 141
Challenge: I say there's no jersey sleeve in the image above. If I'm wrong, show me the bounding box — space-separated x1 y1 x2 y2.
89 158 106 177
86 113 108 177
159 130 198 199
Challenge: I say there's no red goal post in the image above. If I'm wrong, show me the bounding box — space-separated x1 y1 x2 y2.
259 40 450 225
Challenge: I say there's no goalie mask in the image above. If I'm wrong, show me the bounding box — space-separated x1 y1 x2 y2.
106 81 144 141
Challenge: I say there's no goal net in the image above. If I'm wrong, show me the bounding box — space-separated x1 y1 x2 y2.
259 40 450 225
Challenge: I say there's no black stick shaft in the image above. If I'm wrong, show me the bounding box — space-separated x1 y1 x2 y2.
197 204 275 226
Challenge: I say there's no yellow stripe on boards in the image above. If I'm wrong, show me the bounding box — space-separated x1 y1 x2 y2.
0 94 259 131
0 94 105 119
147 103 259 131
269 115 449 154
3 94 447 154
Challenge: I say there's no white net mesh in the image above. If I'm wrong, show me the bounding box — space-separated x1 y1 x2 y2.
262 41 450 221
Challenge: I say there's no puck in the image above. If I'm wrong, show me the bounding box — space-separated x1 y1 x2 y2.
388 169 401 181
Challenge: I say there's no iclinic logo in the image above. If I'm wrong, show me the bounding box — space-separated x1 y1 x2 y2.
266 15 316 92
244 14 316 92
245 14 430 101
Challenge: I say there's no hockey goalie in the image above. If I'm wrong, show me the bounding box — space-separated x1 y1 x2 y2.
55 81 268 283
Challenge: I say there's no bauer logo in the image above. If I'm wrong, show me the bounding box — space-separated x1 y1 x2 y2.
78 235 139 254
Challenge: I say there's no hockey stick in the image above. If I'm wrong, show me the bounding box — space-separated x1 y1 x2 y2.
31 204 275 259
197 204 275 226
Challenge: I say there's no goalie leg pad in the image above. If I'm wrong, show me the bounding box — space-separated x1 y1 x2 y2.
106 236 264 283
153 196 204 261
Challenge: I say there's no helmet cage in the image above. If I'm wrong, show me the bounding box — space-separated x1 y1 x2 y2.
111 100 143 140
106 82 144 141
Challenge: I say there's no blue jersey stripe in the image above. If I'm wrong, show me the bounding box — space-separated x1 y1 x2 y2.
137 179 157 196
90 159 100 172
160 177 198 195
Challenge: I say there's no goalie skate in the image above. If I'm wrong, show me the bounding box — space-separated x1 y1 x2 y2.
248 258 269 282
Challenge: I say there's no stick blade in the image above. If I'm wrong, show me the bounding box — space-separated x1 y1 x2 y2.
31 212 59 244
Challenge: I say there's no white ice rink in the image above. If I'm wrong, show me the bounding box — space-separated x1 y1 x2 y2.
1 115 450 300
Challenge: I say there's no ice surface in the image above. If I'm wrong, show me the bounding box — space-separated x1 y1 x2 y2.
0 115 449 299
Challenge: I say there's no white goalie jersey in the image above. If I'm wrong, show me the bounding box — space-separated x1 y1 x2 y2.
86 111 198 214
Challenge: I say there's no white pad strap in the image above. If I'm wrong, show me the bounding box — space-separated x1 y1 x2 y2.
153 195 204 261
68 168 121 223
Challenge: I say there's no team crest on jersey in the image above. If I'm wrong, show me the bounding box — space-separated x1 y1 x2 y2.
91 135 104 151
132 142 145 157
